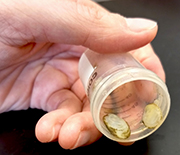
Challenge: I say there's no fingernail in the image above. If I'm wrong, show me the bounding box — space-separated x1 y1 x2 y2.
70 131 90 150
126 18 157 32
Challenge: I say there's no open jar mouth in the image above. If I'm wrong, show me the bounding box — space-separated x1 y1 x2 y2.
78 49 170 142
90 68 170 142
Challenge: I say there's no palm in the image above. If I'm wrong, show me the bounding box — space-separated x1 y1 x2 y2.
0 0 164 149
0 41 165 149
0 43 86 113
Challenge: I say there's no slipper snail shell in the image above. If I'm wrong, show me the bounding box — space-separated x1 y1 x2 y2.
103 113 131 139
142 103 163 129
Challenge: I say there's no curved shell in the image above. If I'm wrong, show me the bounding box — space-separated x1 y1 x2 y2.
103 113 131 139
142 103 162 129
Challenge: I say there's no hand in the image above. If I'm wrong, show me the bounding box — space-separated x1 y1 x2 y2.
0 0 163 149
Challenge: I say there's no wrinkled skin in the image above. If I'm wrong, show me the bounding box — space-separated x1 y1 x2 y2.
0 0 164 149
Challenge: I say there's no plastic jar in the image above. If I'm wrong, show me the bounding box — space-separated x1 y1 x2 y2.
78 49 170 143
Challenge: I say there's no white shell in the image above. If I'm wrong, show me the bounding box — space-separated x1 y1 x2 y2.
142 103 162 128
103 113 131 139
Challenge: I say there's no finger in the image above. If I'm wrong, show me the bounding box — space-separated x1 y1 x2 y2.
130 44 165 82
118 142 135 146
0 0 157 52
134 80 158 103
35 89 83 143
71 78 87 105
58 112 102 149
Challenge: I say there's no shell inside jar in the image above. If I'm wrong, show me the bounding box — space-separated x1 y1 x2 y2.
103 113 131 139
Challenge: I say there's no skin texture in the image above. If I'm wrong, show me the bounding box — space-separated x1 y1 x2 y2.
0 0 164 149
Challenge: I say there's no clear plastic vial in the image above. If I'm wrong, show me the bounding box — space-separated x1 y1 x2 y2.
78 49 170 143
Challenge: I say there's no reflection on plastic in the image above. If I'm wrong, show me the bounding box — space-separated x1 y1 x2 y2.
101 81 157 131
78 49 170 142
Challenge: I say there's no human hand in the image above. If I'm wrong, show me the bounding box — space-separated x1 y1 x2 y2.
0 0 164 149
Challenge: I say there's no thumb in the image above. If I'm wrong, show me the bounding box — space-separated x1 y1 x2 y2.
0 0 157 53
85 16 158 53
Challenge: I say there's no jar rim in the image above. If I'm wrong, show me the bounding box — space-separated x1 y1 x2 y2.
90 67 170 142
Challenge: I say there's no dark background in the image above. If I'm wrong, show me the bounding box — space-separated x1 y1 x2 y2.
0 0 180 154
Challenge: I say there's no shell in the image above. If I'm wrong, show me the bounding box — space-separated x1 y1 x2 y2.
142 103 162 129
103 113 131 139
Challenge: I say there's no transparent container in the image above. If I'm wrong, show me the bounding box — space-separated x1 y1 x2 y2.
78 49 170 143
